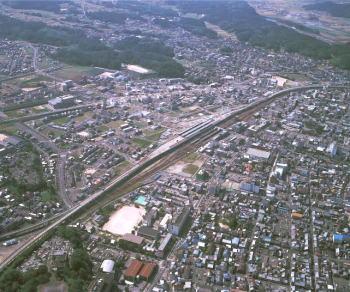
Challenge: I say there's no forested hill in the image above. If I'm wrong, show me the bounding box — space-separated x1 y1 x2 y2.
168 0 350 70
2 0 77 13
0 13 185 77
304 1 350 18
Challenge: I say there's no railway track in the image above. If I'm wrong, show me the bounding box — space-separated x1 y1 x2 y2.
0 97 267 241
74 126 221 221
1 84 348 272
62 85 350 223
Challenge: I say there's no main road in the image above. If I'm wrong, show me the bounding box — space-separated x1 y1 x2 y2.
0 84 348 272
12 120 73 208
0 103 95 125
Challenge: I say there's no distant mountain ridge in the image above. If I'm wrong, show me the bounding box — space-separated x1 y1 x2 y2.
304 1 350 18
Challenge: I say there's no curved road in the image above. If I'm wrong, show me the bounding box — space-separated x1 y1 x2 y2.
0 84 348 272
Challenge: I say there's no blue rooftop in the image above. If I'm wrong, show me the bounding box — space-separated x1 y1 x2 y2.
333 233 350 243
134 195 148 206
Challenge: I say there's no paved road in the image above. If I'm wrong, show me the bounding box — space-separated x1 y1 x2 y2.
15 122 73 207
31 44 38 71
30 44 64 82
16 122 60 152
0 103 95 125
2 110 66 204
0 84 348 272
57 152 74 207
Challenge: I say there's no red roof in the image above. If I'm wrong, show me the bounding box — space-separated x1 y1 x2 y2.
138 262 157 279
124 260 143 278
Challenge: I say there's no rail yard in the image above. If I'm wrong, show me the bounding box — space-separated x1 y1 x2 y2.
0 0 350 291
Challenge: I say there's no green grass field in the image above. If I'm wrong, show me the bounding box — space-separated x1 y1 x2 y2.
53 65 105 81
183 152 200 163
183 164 199 175
97 125 109 132
144 128 165 141
112 161 131 177
0 125 18 136
133 137 152 148
40 190 56 202
52 116 70 125
74 111 93 123
4 109 25 118
31 105 49 114
105 120 124 129
20 75 52 88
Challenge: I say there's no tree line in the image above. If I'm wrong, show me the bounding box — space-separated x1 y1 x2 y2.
169 0 350 70
304 1 350 18
153 17 217 39
0 14 185 77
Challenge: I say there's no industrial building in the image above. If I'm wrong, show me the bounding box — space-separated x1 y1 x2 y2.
48 95 75 109
100 259 115 274
168 207 191 236
124 259 143 282
137 226 159 240
246 147 271 160
139 262 157 281
120 233 144 246
157 233 172 258
123 259 157 283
